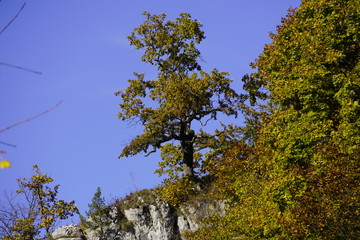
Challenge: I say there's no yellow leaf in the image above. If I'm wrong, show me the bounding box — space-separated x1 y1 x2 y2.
0 160 11 169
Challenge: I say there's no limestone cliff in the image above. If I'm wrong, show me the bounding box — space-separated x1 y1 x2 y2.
52 190 225 240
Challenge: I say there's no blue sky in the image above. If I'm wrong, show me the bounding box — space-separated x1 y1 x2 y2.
0 0 300 223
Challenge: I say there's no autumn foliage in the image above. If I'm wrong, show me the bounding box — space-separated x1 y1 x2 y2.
116 11 242 181
1 165 78 240
186 0 360 239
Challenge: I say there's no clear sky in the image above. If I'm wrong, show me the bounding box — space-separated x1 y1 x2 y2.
1 0 300 223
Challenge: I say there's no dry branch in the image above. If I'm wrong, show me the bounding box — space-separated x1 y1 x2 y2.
0 62 42 75
0 2 26 35
0 101 63 134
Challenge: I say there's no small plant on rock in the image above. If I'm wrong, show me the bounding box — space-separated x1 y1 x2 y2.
80 187 112 239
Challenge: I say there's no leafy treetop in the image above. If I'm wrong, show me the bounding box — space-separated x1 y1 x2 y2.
244 0 360 168
116 11 242 179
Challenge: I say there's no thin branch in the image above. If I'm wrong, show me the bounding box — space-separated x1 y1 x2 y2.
199 116 214 126
0 62 42 75
0 3 43 76
0 141 16 148
0 2 26 34
0 101 63 134
144 147 156 157
0 2 26 35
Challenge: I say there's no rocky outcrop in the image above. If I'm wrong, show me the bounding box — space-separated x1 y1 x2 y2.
122 198 176 240
51 224 84 240
177 200 226 234
52 195 225 240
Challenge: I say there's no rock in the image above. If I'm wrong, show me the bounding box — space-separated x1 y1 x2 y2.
124 199 175 240
55 238 83 240
51 224 83 240
53 196 225 240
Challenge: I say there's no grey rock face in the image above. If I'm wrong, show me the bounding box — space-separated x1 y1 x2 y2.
177 200 226 234
53 198 224 240
52 224 83 240
124 198 175 240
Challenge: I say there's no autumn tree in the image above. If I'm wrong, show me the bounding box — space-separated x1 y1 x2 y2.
252 0 360 237
0 187 37 238
1 165 78 240
116 12 241 180
187 0 360 238
246 0 359 168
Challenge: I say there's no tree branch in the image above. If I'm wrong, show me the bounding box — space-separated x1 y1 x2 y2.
144 147 156 157
0 101 63 134
0 62 42 75
0 141 16 148
0 2 26 35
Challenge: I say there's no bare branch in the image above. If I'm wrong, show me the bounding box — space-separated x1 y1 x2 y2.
0 3 43 76
0 62 42 75
199 116 214 126
0 101 63 134
0 2 26 35
144 148 156 157
0 141 16 148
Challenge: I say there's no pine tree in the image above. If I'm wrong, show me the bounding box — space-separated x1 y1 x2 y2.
81 187 111 240
85 187 105 217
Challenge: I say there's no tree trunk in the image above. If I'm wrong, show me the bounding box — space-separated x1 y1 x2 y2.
181 139 194 179
179 122 195 180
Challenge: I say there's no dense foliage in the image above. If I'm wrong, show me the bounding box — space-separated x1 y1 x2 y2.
186 0 360 239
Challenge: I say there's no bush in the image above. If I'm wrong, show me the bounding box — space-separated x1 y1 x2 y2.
157 178 198 207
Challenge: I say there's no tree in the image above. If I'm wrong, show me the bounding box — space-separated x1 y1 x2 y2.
81 187 115 240
116 11 241 180
86 187 106 217
251 0 360 237
187 0 360 238
0 187 37 238
1 165 78 240
245 0 359 167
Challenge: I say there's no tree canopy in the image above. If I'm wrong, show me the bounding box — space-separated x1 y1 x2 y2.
116 11 241 180
186 0 360 238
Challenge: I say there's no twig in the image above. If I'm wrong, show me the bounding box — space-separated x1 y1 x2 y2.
0 62 42 75
0 141 16 148
0 2 26 35
0 3 42 76
0 101 63 134
144 147 157 157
